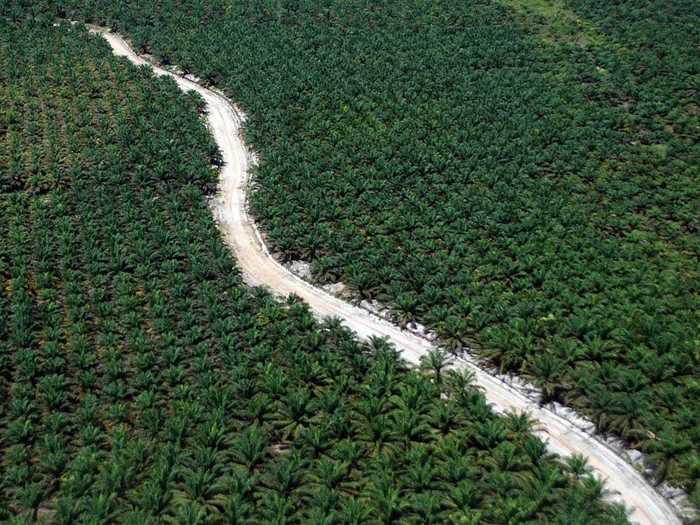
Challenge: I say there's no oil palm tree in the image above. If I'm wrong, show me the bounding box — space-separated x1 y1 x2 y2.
473 420 507 450
216 493 252 525
275 387 313 439
641 431 693 486
266 451 306 496
419 349 452 386
411 491 444 523
367 476 408 524
261 492 294 525
527 353 564 404
338 497 371 525
232 425 268 471
565 454 592 480
431 401 460 435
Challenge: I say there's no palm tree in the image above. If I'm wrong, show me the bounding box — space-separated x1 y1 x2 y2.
490 496 538 524
565 454 592 480
359 413 395 452
473 420 507 450
346 263 381 301
440 316 470 352
597 503 631 525
576 383 616 435
641 431 693 486
431 401 460 435
52 496 81 525
448 509 483 525
15 483 47 524
275 388 313 439
411 491 443 523
419 349 452 385
331 439 366 467
404 444 435 479
267 451 306 496
526 353 564 404
394 292 419 327
248 393 273 425
485 442 526 472
522 436 553 464
576 475 612 506
509 466 561 521
261 492 294 525
603 393 648 440
367 476 408 524
446 478 481 511
232 425 268 471
445 368 478 396
170 501 207 525
320 316 351 341
581 335 618 364
217 493 252 525
503 411 537 437
306 508 336 525
365 336 401 365
299 426 331 459
390 408 429 447
262 365 287 400
310 459 348 490
327 408 354 441
338 497 371 525
481 471 514 498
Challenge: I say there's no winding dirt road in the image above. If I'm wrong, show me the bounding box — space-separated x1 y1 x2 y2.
92 26 681 525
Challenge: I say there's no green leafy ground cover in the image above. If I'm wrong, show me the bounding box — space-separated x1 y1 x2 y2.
52 0 700 498
0 18 629 524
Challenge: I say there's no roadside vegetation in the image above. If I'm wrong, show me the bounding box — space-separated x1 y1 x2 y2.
51 0 700 501
0 18 630 523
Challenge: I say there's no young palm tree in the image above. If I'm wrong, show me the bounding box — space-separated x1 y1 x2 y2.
299 426 331 459
310 458 348 491
578 475 612 504
447 509 483 525
411 491 444 523
394 292 419 327
444 368 477 397
248 393 273 425
216 493 252 525
232 425 268 471
473 420 507 450
367 476 408 524
338 497 371 525
642 431 693 486
331 439 366 467
503 410 537 437
14 483 46 524
527 353 564 404
431 401 460 435
275 388 313 439
419 349 452 386
565 454 592 480
391 408 430 447
306 507 336 525
261 492 294 525
266 451 306 498
440 316 470 352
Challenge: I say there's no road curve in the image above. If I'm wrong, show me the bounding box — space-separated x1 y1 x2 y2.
91 26 681 525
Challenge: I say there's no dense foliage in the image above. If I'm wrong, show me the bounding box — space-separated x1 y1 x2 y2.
51 0 700 498
0 19 630 523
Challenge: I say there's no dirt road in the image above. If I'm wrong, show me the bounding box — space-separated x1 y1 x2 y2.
92 26 681 525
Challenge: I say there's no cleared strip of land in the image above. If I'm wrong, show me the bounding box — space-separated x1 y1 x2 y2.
91 26 680 525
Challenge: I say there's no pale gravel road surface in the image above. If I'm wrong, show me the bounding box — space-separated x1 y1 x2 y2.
92 26 680 525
